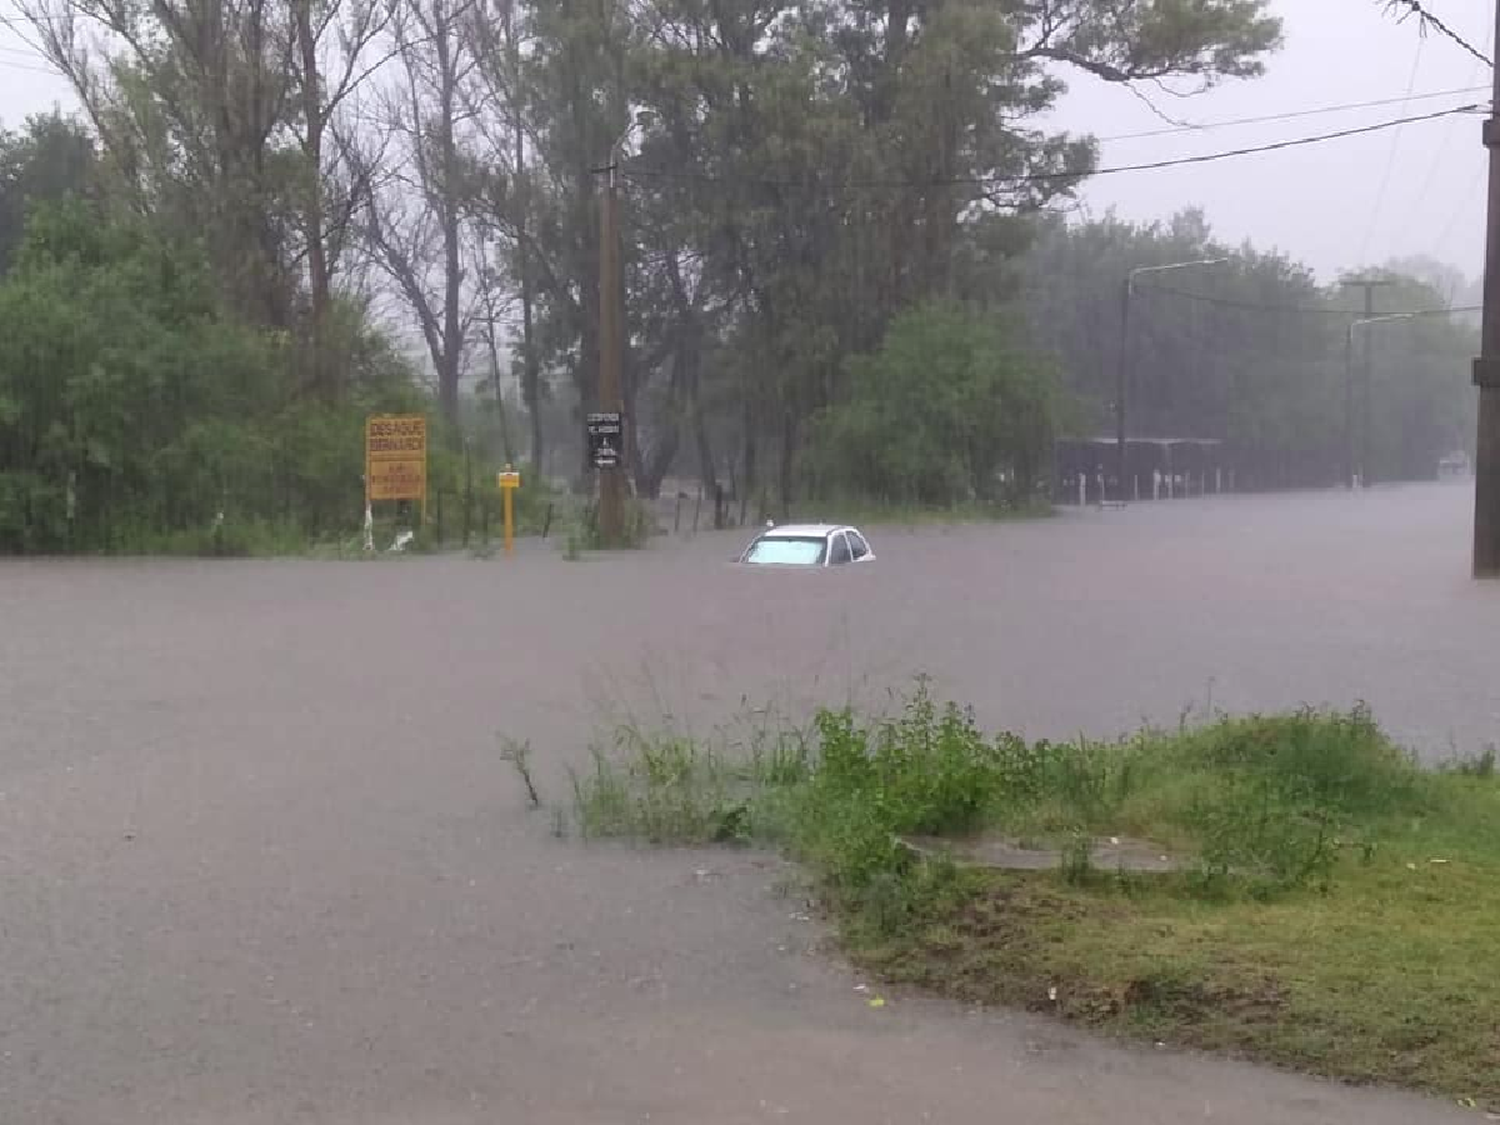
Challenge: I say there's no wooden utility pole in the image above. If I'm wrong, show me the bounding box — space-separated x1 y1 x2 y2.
1474 0 1500 576
597 160 625 546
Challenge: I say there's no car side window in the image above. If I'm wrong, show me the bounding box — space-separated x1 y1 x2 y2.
829 533 853 565
848 532 869 560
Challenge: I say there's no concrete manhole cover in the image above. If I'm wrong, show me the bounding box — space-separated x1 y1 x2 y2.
900 834 1183 873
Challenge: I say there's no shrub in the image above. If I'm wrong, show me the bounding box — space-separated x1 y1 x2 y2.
810 682 1002 838
1187 775 1342 896
1175 705 1420 817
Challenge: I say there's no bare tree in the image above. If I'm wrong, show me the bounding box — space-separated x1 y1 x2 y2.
465 0 544 470
288 0 396 397
17 0 393 399
357 0 481 428
17 0 295 324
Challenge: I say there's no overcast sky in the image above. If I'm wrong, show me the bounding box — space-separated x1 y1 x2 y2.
0 0 1490 285
1047 0 1492 282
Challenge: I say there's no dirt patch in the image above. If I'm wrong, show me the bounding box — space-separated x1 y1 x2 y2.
855 874 1287 1041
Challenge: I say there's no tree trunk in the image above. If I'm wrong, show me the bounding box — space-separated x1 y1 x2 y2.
777 408 797 521
294 0 332 399
691 368 717 497
437 2 463 429
515 129 542 472
636 426 679 500
484 306 515 463
738 394 757 527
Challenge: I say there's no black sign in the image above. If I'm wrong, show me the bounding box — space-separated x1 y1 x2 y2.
586 411 623 469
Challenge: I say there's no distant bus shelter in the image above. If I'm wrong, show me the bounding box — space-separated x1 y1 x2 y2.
1055 437 1227 504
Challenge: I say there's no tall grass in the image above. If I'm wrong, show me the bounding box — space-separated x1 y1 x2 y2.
567 682 1435 912
568 710 815 844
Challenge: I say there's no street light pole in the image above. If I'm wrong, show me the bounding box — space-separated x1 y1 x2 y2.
1345 314 1411 489
1115 258 1229 501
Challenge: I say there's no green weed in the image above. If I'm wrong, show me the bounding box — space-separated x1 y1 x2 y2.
1060 831 1095 886
500 737 541 809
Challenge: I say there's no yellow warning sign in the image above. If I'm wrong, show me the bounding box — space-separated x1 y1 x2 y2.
366 415 427 503
368 458 427 501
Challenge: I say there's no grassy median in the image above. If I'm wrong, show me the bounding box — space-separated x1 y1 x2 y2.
558 687 1500 1108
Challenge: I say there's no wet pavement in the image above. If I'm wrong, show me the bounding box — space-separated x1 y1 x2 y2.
0 482 1491 1123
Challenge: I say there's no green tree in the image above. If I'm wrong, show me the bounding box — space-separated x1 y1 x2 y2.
809 301 1062 506
610 0 1281 505
0 113 96 276
0 202 417 553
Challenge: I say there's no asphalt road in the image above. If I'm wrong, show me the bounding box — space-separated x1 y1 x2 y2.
1 483 1492 1124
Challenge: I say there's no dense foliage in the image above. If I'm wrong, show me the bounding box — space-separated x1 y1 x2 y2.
0 193 419 552
809 303 1062 505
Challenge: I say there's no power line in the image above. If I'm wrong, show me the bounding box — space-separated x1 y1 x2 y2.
0 53 57 74
0 10 69 26
1359 36 1425 264
1140 283 1351 315
1434 164 1486 255
1405 50 1488 228
1383 1 1493 68
621 102 1484 191
1099 84 1490 142
1141 278 1480 320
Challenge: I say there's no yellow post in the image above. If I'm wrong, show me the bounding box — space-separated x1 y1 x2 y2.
498 464 521 557
503 483 514 556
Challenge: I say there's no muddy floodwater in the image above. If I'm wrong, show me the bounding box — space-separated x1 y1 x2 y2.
0 483 1488 1124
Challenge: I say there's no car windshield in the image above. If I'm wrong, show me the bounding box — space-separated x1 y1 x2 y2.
743 535 826 565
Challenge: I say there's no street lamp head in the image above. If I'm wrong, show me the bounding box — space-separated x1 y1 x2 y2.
1352 313 1415 331
1127 256 1232 290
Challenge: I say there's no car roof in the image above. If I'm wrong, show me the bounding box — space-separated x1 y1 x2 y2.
758 523 850 539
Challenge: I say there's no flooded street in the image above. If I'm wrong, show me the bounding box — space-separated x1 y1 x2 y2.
0 483 1490 1124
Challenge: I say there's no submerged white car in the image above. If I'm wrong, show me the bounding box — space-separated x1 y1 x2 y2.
737 523 876 567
